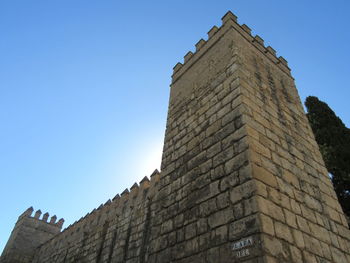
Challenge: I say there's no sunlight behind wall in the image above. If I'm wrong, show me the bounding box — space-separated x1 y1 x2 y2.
101 133 164 197
136 139 163 177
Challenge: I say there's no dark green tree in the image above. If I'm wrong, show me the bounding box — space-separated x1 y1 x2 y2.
305 96 350 219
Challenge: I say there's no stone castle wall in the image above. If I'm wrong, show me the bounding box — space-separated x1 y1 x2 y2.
31 171 161 262
0 208 63 263
1 11 350 263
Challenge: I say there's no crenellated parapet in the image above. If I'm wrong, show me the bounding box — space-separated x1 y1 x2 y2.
2 169 161 260
1 207 64 262
17 207 65 229
52 169 161 237
172 11 290 84
18 206 34 219
26 169 161 262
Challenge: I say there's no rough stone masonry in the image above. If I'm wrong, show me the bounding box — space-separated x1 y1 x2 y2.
1 11 350 263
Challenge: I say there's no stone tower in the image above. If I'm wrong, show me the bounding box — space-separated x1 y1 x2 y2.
0 207 64 263
151 11 350 262
1 11 350 263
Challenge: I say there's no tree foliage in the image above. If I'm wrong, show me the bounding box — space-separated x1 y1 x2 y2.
305 96 350 218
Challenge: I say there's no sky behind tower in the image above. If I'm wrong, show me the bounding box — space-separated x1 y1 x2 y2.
1 0 350 252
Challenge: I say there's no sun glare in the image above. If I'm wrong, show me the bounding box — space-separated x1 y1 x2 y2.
137 139 163 179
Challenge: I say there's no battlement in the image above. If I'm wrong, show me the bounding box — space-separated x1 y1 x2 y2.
18 207 64 229
25 169 162 261
1 207 64 262
172 11 291 83
54 169 160 235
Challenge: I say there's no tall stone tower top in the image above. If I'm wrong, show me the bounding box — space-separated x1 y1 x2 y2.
172 11 290 82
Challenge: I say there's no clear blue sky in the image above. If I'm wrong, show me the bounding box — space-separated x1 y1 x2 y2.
1 0 350 252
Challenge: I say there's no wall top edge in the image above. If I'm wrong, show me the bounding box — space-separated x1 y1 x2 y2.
171 11 291 83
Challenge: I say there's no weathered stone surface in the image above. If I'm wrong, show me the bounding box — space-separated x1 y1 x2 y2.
2 10 350 263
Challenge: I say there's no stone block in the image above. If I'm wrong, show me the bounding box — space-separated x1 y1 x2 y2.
208 208 233 229
290 198 302 215
230 180 255 204
207 26 219 39
320 241 332 260
206 141 221 159
199 198 217 217
216 192 230 209
330 246 348 263
213 146 235 167
161 219 174 234
303 233 323 257
229 214 259 239
261 234 291 260
302 250 318 263
309 222 331 244
274 221 293 243
251 163 277 188
300 204 317 223
282 170 300 189
185 223 197 240
292 229 305 249
196 218 208 235
259 214 274 236
284 209 297 228
256 196 285 222
211 225 228 246
219 171 239 191
241 24 252 34
289 245 302 262
224 150 248 174
221 11 237 24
